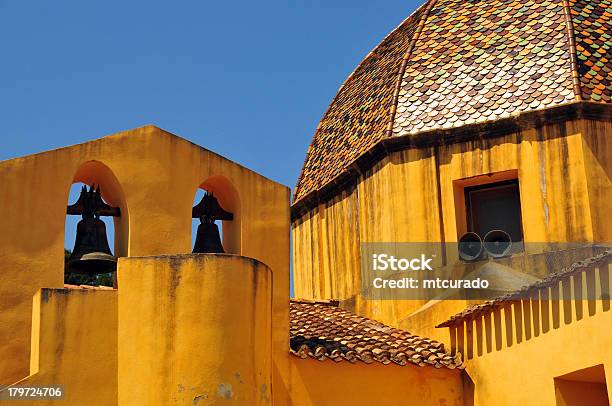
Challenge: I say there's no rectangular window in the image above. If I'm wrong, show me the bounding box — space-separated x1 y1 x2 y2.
554 364 609 406
464 179 524 246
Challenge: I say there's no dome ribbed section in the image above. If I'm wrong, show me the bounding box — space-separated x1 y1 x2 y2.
294 0 611 205
294 4 429 202
571 0 612 102
393 0 574 135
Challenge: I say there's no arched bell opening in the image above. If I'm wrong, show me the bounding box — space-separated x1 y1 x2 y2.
64 161 129 287
191 175 241 255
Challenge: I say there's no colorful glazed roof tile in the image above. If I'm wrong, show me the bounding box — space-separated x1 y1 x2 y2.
294 5 428 204
294 0 611 204
290 299 464 368
393 0 575 135
571 0 612 102
436 249 611 328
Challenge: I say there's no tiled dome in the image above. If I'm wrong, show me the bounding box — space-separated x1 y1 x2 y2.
294 0 611 204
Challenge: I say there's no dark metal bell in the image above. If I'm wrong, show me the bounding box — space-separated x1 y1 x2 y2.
192 191 233 254
67 215 117 274
66 184 120 275
193 221 224 254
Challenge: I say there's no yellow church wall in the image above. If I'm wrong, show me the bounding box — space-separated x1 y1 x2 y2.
0 288 118 406
292 189 361 302
438 123 593 245
117 254 272 405
394 300 473 345
292 119 611 342
0 125 290 402
442 262 612 405
288 357 466 406
582 120 612 243
352 148 442 327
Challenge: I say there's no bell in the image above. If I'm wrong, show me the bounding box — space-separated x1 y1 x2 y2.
192 191 233 254
193 220 225 254
67 215 117 274
66 185 120 275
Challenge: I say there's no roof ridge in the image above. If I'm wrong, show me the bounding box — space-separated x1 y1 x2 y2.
385 0 439 138
561 0 583 101
290 298 340 306
318 0 436 131
63 284 115 290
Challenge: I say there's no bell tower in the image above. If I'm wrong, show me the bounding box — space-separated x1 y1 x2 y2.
0 126 290 405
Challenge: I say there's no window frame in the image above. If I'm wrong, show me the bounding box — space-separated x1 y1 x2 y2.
463 178 524 243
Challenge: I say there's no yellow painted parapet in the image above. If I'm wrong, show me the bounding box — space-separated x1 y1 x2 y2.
0 125 290 392
0 287 118 406
118 254 272 405
288 358 466 406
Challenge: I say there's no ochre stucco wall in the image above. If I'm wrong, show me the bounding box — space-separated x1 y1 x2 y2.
0 288 118 406
582 120 612 244
288 357 466 406
442 263 612 405
118 254 272 405
292 119 611 342
0 126 290 403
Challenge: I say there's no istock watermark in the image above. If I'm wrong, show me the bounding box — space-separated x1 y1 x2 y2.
371 253 434 271
360 243 611 300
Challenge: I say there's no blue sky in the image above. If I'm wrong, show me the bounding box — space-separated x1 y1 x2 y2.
1 1 421 291
0 0 421 186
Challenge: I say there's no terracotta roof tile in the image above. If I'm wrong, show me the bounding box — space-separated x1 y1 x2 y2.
290 299 463 368
293 0 611 205
63 284 115 290
436 249 611 328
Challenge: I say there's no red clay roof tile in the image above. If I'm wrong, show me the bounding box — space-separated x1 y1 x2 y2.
290 299 463 368
63 284 115 290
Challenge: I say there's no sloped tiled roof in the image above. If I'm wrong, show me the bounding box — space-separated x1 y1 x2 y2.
63 284 115 290
436 249 611 328
290 299 464 369
294 0 611 205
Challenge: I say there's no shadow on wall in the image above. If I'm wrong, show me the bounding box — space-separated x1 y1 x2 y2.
448 261 610 359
